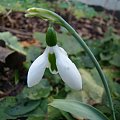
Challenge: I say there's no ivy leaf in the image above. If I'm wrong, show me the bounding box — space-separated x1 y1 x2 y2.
22 79 52 100
27 46 41 62
100 53 112 61
110 52 120 67
26 99 48 118
0 96 17 120
6 99 40 116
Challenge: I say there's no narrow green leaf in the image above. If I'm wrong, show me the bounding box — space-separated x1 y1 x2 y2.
49 99 109 120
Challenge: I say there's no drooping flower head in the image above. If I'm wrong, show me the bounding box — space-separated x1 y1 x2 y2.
27 26 82 90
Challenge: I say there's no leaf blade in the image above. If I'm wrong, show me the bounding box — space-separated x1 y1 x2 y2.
49 99 109 120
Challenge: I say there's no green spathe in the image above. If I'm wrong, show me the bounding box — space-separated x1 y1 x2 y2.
25 8 61 24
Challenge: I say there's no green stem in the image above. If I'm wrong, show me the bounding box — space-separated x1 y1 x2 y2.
60 19 115 120
59 18 116 120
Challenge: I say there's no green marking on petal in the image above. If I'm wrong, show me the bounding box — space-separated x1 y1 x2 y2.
48 53 58 73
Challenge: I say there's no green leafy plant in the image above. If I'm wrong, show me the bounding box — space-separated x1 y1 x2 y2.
1 4 119 120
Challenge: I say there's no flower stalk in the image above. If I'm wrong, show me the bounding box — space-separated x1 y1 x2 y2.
26 8 116 120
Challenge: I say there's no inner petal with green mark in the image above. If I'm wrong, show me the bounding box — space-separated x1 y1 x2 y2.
48 53 58 74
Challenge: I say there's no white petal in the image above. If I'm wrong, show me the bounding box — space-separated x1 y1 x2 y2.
59 47 68 56
27 47 49 87
53 45 82 90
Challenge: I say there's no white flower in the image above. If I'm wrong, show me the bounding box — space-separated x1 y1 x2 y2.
27 45 82 90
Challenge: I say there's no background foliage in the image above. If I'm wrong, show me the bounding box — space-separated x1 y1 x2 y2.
0 0 120 120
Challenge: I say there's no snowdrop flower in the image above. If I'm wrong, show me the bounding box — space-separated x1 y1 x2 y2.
27 27 82 90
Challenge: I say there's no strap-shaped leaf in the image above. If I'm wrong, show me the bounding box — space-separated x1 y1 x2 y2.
49 99 109 120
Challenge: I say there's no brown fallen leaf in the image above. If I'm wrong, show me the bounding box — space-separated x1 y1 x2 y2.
20 39 40 47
